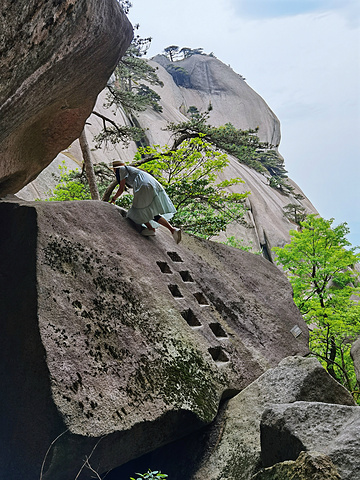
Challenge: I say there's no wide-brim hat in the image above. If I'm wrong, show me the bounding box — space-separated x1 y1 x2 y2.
112 160 125 168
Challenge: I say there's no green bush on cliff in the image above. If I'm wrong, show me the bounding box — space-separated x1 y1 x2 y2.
45 163 91 201
135 136 250 239
46 162 135 207
130 470 168 480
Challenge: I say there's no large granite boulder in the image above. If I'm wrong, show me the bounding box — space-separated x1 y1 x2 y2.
260 401 360 479
110 356 355 480
0 198 308 479
0 0 133 196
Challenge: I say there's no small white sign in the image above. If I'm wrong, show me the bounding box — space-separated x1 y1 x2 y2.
290 325 302 338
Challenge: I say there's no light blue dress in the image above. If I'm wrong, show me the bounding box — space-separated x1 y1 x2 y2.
116 166 176 227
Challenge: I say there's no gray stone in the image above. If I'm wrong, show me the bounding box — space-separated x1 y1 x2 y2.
251 451 341 480
0 0 132 196
151 54 280 146
260 401 360 480
109 356 354 480
350 337 360 386
0 198 309 479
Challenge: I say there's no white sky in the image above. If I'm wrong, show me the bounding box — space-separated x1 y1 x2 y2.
128 0 360 246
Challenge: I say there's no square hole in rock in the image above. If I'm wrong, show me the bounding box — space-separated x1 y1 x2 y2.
168 284 183 298
209 322 227 338
181 309 201 327
156 261 172 274
179 270 194 282
208 346 229 363
167 251 183 262
193 292 209 305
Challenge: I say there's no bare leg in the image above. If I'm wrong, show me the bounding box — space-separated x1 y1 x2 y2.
157 216 182 244
145 217 181 243
155 216 176 234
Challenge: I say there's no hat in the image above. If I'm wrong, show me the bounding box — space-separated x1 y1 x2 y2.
112 160 125 168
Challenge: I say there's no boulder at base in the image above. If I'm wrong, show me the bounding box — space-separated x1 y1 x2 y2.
260 401 360 480
109 356 355 480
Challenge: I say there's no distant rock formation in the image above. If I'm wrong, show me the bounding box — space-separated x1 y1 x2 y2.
0 198 308 479
0 0 133 196
152 53 280 146
17 53 317 254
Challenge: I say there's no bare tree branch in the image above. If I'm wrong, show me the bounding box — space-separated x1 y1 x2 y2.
39 429 69 480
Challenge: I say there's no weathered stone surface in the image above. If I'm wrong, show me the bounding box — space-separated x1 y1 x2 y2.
260 401 360 480
251 451 341 480
0 0 133 196
350 337 360 385
108 356 355 480
0 198 308 480
151 54 280 146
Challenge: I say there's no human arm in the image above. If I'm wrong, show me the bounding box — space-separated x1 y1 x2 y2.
110 178 126 203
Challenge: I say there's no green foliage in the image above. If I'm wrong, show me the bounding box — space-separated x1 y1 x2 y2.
165 110 295 192
93 123 144 149
95 29 163 148
44 162 135 209
45 163 91 201
166 110 285 178
283 203 307 226
179 47 204 58
111 32 163 113
163 45 180 61
273 215 360 397
164 46 205 61
136 137 249 239
187 105 200 118
130 470 168 480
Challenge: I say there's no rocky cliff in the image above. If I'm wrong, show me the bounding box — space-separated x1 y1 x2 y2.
17 53 317 255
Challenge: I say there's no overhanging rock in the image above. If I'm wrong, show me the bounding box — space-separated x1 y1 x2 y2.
0 199 309 479
0 0 133 196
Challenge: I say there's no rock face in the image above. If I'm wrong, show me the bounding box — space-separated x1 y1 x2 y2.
109 356 355 480
0 0 133 196
150 54 280 146
0 198 309 480
260 402 360 479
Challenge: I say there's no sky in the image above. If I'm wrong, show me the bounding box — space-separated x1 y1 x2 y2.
128 0 360 246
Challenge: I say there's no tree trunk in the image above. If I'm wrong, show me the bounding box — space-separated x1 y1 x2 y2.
79 128 100 200
327 335 338 380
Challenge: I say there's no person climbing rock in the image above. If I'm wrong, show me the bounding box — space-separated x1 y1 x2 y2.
110 160 181 244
